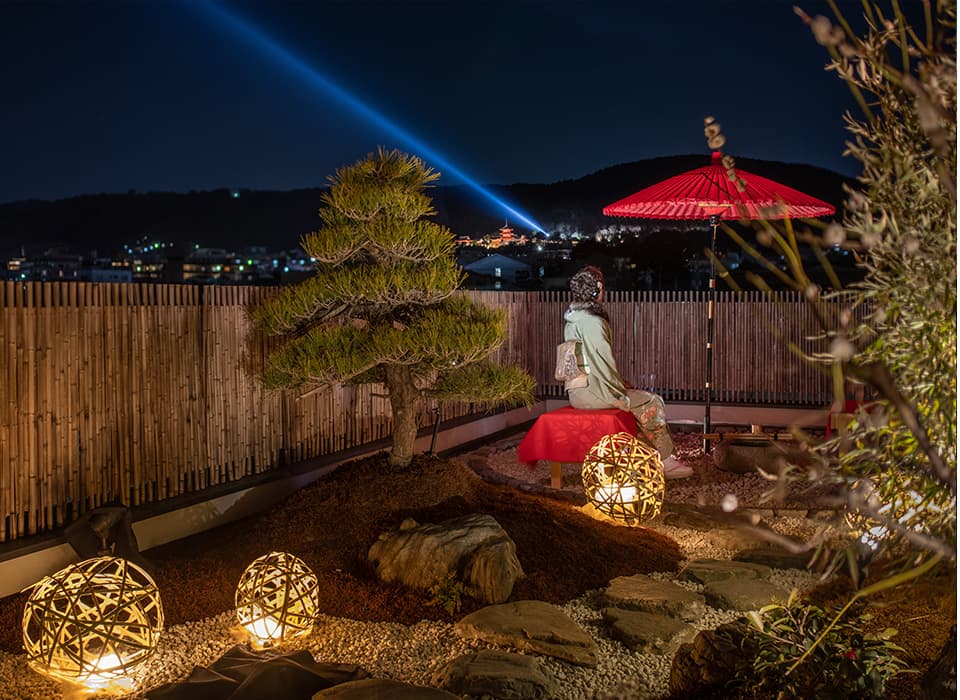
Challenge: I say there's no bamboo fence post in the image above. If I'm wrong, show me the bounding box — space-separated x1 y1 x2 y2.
0 284 844 544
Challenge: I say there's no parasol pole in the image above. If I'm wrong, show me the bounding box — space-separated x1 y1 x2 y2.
704 214 720 453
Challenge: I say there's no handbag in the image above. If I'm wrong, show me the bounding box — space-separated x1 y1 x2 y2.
555 340 589 389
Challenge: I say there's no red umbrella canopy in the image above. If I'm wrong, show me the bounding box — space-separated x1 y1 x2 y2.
603 152 836 221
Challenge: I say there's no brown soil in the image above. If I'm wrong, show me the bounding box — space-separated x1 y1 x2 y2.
0 452 682 654
806 567 956 700
0 447 952 700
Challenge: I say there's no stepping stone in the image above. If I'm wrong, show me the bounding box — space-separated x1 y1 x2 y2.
454 600 599 668
432 649 558 699
601 574 706 621
601 608 696 654
702 577 790 611
734 545 813 570
313 679 458 699
679 559 772 585
660 503 735 531
702 526 776 552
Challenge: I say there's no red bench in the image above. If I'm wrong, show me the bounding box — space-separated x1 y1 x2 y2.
518 406 637 488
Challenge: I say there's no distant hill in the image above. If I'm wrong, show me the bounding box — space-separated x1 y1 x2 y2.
0 155 853 258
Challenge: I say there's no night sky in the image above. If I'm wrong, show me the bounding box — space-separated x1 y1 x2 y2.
1 0 864 205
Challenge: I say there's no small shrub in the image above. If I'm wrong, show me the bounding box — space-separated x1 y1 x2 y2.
426 572 464 615
736 593 913 699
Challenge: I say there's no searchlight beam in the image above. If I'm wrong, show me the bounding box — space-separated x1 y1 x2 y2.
187 0 544 232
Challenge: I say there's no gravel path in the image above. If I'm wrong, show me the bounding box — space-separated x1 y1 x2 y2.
0 429 836 700
0 572 822 700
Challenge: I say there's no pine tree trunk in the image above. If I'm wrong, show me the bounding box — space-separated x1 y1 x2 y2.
385 364 420 468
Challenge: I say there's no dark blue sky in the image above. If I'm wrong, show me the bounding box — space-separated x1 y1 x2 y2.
1 0 864 204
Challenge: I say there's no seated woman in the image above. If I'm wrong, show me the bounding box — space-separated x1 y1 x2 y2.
563 266 693 479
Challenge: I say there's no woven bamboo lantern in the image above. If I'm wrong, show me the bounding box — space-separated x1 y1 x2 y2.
235 551 319 644
21 556 164 688
582 432 665 524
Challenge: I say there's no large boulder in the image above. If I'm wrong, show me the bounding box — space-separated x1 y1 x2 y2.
454 600 599 668
669 621 756 698
368 513 523 604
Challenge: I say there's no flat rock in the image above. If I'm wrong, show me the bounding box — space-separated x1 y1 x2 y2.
734 545 813 570
702 577 790 611
660 503 770 539
313 679 458 699
368 513 523 604
680 559 772 585
432 649 557 699
602 608 696 654
454 600 599 668
701 526 775 552
660 503 736 531
602 574 706 622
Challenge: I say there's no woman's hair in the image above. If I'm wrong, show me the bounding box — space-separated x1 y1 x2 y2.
569 266 604 302
568 266 608 320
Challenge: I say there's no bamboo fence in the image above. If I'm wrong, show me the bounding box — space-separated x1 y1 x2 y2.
1 282 839 542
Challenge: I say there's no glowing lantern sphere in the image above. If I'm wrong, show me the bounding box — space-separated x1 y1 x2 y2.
235 551 319 644
582 432 665 525
21 556 164 688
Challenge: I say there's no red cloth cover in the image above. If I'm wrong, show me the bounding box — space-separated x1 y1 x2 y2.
518 407 637 464
825 399 881 438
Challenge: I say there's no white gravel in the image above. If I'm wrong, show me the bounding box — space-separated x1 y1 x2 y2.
0 565 822 700
0 434 835 700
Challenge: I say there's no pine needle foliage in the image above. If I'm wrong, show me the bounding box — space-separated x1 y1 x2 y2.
254 148 535 467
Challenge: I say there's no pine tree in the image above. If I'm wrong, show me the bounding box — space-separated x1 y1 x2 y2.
253 148 535 467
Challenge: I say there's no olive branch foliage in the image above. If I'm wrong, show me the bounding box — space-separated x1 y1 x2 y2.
706 1 955 692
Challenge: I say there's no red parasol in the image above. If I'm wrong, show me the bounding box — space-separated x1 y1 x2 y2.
603 151 836 220
603 151 836 450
